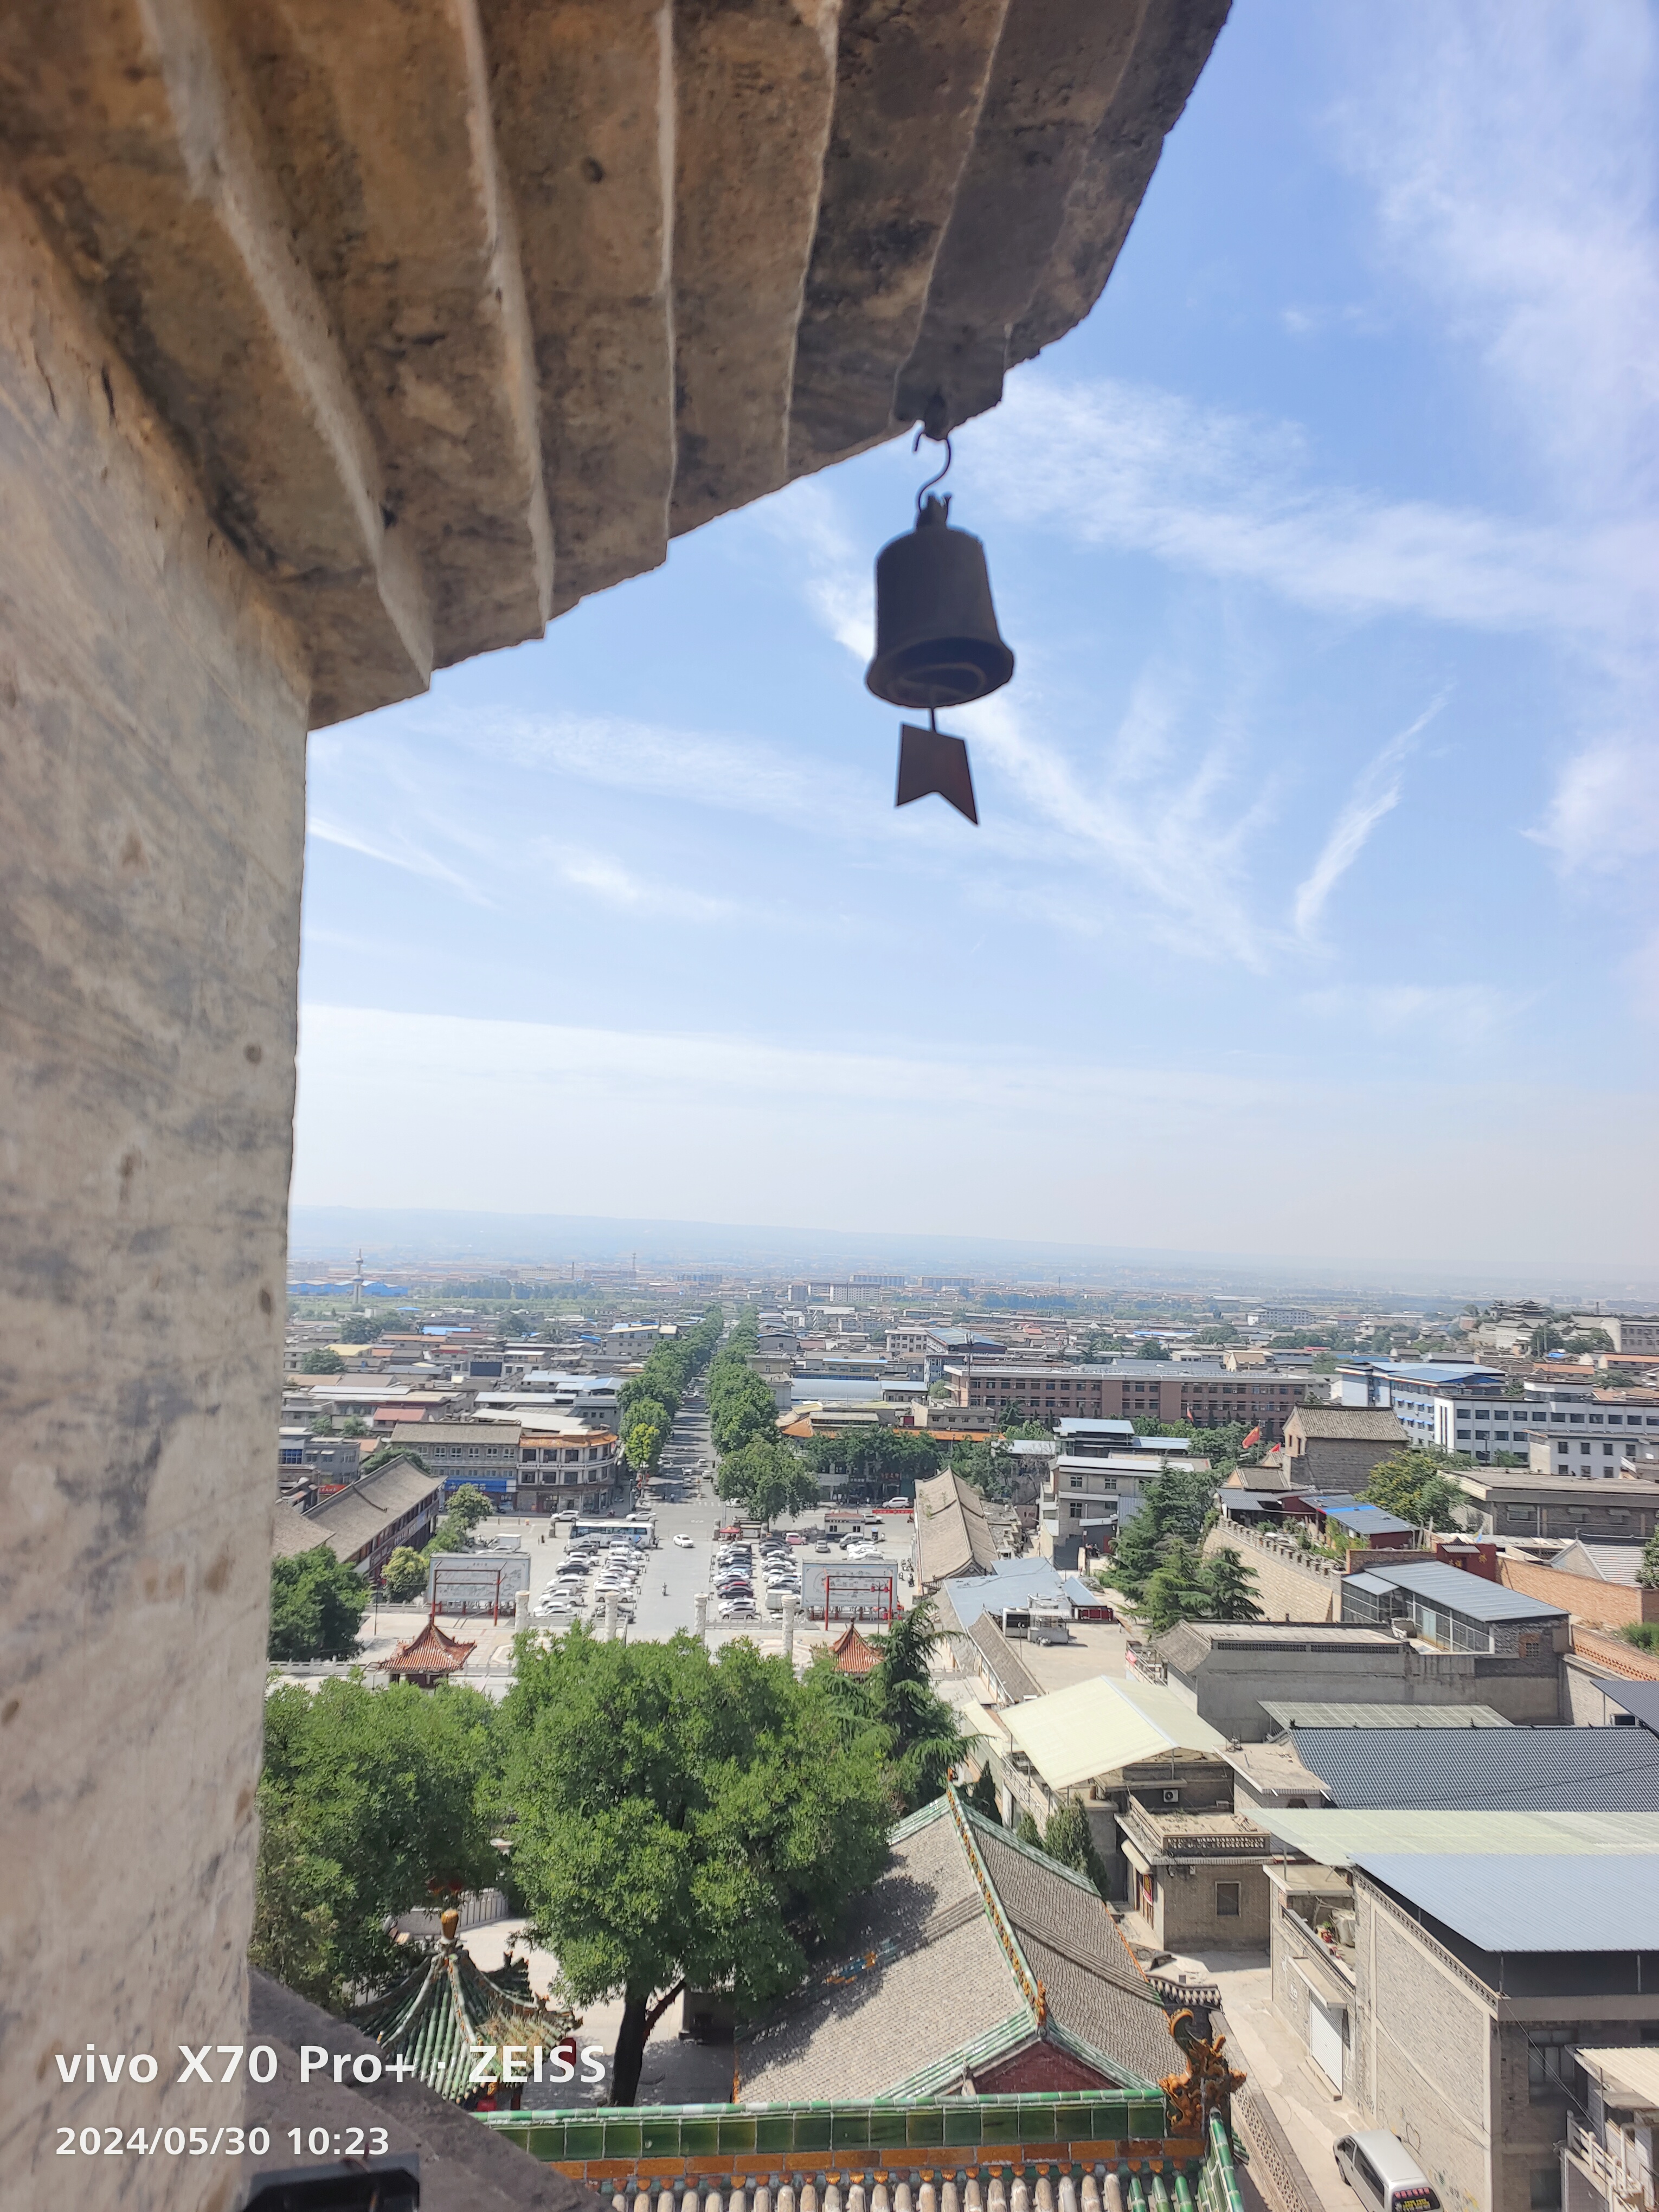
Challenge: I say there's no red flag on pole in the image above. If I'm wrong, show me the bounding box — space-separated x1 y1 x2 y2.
1242 1426 1262 1448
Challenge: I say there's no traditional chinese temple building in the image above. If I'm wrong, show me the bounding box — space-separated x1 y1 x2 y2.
379 1616 478 1689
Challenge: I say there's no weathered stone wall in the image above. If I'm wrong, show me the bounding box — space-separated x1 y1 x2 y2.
1204 1522 1340 1623
0 192 306 2209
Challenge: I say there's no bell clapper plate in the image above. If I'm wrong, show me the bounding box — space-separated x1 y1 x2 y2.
896 706 978 825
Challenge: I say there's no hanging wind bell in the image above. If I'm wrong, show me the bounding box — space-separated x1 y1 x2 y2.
864 430 1015 825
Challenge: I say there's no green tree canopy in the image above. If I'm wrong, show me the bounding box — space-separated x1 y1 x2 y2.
804 1427 941 1496
381 1545 429 1602
253 1678 499 2009
967 1763 1001 1823
1201 1545 1264 1623
1362 1450 1468 1532
1042 1798 1110 1900
948 1438 1019 1501
715 1436 818 1526
866 1597 966 1812
1141 1538 1213 1635
1638 1529 1659 1591
445 1484 496 1531
300 1348 345 1374
499 1628 892 2103
1109 1463 1219 1599
359 1443 429 1480
268 1545 370 1662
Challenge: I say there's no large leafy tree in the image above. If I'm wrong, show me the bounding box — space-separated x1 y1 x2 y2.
716 1435 819 1526
805 1427 941 1497
499 1628 892 2104
268 1546 371 1661
253 1679 499 2009
301 1348 345 1374
381 1545 429 1602
1637 1529 1659 1591
1362 1450 1468 1532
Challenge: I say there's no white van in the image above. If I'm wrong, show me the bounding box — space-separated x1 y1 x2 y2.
1334 2131 1440 2212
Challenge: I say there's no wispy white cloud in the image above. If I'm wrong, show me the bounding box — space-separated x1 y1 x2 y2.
1293 695 1448 940
1330 3 1659 897
956 684 1281 967
962 374 1659 644
1302 980 1525 1044
1336 2 1659 519
554 852 736 920
754 474 873 663
441 707 868 834
306 815 492 903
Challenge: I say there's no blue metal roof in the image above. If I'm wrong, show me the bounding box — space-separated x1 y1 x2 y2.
1290 1728 1659 1810
1363 1559 1567 1623
1354 1852 1659 1951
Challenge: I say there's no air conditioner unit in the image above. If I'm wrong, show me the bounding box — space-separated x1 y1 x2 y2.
1390 1618 1412 1639
1161 1789 1181 1805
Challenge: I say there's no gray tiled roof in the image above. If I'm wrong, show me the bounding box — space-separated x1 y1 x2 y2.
966 1616 1040 1703
1289 1407 1409 1440
272 1459 442 1562
914 1471 999 1583
737 1797 1173 2102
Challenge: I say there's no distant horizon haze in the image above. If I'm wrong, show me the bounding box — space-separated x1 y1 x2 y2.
286 1205 1659 1307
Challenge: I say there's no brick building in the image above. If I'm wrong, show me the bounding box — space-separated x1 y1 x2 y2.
949 1359 1309 1441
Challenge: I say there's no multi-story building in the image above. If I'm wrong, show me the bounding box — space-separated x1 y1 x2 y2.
515 1425 622 1513
948 1360 1308 1441
1573 1315 1659 1356
1349 1851 1658 2212
1525 1403 1659 1473
1454 1469 1659 1542
1336 1359 1659 1465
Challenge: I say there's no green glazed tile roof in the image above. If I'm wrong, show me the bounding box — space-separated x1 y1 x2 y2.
353 1937 573 2103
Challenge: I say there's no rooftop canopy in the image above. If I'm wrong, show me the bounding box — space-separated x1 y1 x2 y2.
1354 1851 1659 1953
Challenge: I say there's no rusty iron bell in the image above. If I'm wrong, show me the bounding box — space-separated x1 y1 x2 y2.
865 493 1015 713
865 446 1014 825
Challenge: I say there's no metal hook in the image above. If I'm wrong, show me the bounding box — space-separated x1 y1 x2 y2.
913 426 953 513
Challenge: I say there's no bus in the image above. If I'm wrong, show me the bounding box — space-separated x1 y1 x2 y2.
571 1514 657 1548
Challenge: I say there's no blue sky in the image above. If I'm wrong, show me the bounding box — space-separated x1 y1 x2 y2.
293 1 1659 1279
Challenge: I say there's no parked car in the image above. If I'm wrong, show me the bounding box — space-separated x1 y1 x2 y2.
1334 2133 1439 2212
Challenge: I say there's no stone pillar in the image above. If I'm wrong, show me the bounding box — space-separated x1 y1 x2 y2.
782 1592 798 1663
695 1591 709 1641
606 1590 621 1642
515 1587 531 1628
0 193 307 2205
